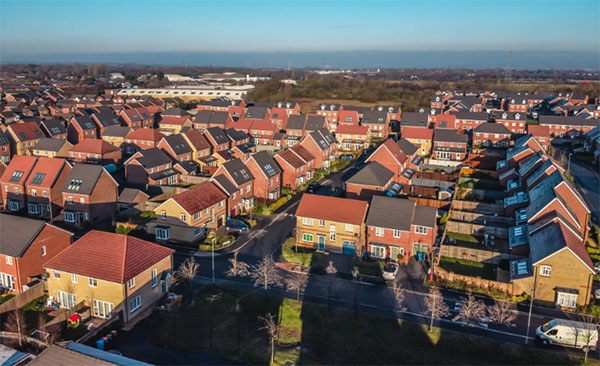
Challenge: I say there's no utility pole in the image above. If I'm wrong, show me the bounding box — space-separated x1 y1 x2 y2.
525 268 538 344
212 237 216 283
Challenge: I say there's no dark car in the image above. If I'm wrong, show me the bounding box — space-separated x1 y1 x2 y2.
307 181 320 193
226 219 249 233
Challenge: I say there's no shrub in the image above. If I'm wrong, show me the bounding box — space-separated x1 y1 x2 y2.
440 213 448 225
115 225 133 235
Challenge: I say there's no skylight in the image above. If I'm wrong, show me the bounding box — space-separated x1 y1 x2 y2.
31 173 46 185
10 171 24 182
67 179 83 190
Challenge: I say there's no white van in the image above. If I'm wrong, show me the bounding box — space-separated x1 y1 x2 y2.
536 319 599 352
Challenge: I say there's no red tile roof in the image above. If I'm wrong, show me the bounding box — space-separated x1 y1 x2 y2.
276 148 304 169
25 157 68 187
225 118 254 131
125 128 165 141
69 139 120 154
402 126 434 140
250 119 278 132
296 193 368 225
370 138 408 165
527 124 550 137
159 116 190 126
336 125 369 135
183 129 211 151
290 145 315 162
9 121 44 141
0 155 38 184
557 221 594 271
44 230 174 283
171 181 227 214
338 110 359 122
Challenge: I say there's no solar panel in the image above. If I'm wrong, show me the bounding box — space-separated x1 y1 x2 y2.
516 261 528 275
31 173 46 185
67 179 83 190
10 171 23 182
514 227 523 236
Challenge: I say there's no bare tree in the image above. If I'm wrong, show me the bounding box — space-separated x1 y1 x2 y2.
392 282 406 311
37 314 61 345
325 261 338 275
226 252 250 278
4 310 26 347
487 301 518 327
176 257 199 283
423 288 450 332
325 261 337 312
570 312 600 362
258 313 279 366
286 272 308 301
251 256 282 291
453 293 486 326
351 266 360 280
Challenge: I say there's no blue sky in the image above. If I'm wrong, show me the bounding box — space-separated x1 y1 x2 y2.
1 0 598 57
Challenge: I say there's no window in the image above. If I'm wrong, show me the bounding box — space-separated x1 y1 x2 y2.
151 269 157 287
330 225 336 241
6 256 13 265
156 227 170 240
67 196 73 204
79 197 85 204
319 219 325 227
375 227 384 237
128 278 135 289
345 224 353 232
180 214 186 222
219 200 224 208
302 233 314 242
556 292 577 308
53 270 60 279
130 296 141 313
161 211 167 219
194 227 203 237
194 212 201 220
89 277 98 287
71 274 78 283
93 299 114 318
64 211 76 223
393 230 401 238
57 291 77 308
42 190 47 197
27 203 39 214
414 226 428 235
0 273 15 290
370 245 385 258
41 246 46 256
31 189 37 197
302 217 314 226
540 265 552 277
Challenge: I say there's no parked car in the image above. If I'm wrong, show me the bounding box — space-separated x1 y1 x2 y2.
340 154 353 160
594 288 600 300
594 261 600 273
226 219 249 233
536 319 598 351
307 181 320 193
382 262 399 281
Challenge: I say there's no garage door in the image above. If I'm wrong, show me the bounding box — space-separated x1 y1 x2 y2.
342 241 356 255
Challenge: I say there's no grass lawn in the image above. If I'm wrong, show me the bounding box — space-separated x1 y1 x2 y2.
21 295 52 332
447 231 480 244
199 234 236 251
438 256 496 280
0 294 15 305
280 238 325 268
135 285 580 365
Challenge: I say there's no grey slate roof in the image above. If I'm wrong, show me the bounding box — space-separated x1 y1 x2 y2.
162 107 189 117
225 128 250 142
365 196 416 231
474 123 512 134
244 106 269 119
345 161 394 187
413 205 437 228
250 151 282 178
61 164 105 195
205 127 230 145
396 139 418 156
72 115 96 130
0 130 8 145
433 128 468 143
304 115 326 131
222 158 254 186
286 115 306 130
361 110 388 124
211 174 237 195
102 125 131 138
400 112 429 126
539 115 599 127
194 110 229 125
0 214 48 257
118 188 148 204
93 111 121 127
41 118 67 136
529 223 567 264
163 134 192 155
34 138 68 152
134 148 173 169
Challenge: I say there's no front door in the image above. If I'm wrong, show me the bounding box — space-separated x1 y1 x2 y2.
390 247 399 262
317 235 326 250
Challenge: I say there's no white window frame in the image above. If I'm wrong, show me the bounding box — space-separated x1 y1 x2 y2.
128 278 135 289
345 223 353 232
156 227 170 240
130 295 141 313
93 299 114 319
5 256 13 265
393 230 401 238
151 269 158 287
414 226 428 235
319 219 325 227
302 217 314 226
71 274 77 284
370 245 386 259
53 270 61 279
556 292 577 308
540 265 552 277
375 227 384 237
194 227 203 237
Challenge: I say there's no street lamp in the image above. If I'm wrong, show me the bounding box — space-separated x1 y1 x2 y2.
567 152 573 174
525 287 534 344
212 237 216 283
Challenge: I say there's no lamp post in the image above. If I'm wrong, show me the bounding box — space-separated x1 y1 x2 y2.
525 287 534 344
212 237 216 283
567 152 573 174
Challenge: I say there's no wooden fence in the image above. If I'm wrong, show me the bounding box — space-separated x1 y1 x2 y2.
450 199 504 215
446 220 508 239
416 171 459 182
449 210 514 226
434 265 517 296
0 281 46 314
46 301 87 327
179 175 210 185
439 244 509 264
406 196 451 210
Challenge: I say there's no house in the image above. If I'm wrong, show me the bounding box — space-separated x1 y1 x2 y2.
399 112 430 132
299 128 337 169
157 134 193 162
453 111 489 133
365 196 437 262
285 115 328 137
203 127 231 152
119 107 154 129
30 343 151 366
67 115 97 144
373 105 401 121
0 155 39 213
243 106 271 120
225 128 252 147
101 126 132 148
269 105 290 130
338 110 360 127
117 188 149 214
61 164 118 225
193 110 232 130
432 128 468 162
473 123 512 148
124 148 179 186
88 108 121 137
0 214 72 293
344 162 395 201
123 128 165 155
40 118 68 140
24 157 72 218
539 116 599 138
494 111 526 134
6 121 45 156
316 104 341 128
526 125 550 152
365 138 409 181
44 230 174 322
32 138 72 158
510 222 595 307
149 182 228 243
507 96 529 113
245 151 282 201
295 194 368 255
396 138 422 169
158 115 192 135
274 146 316 189
212 158 255 213
361 110 390 138
249 120 279 145
431 114 457 129
182 129 212 162
68 139 122 165
0 130 11 163
335 125 371 152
